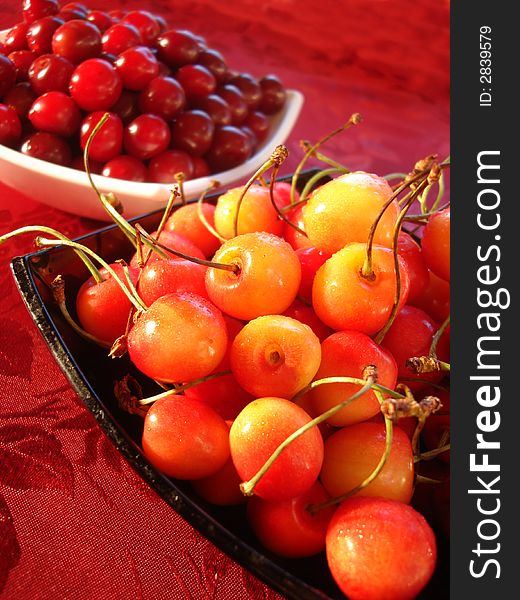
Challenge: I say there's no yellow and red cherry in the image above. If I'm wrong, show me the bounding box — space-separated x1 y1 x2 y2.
421 207 450 282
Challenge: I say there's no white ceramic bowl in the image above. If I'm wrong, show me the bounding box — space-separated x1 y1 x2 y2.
0 91 303 221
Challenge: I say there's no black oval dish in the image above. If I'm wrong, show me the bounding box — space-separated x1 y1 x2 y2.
10 171 448 600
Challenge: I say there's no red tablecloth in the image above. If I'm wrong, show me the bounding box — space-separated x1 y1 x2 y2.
0 1 449 598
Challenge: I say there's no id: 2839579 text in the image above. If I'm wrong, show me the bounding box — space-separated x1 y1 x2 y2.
480 26 492 107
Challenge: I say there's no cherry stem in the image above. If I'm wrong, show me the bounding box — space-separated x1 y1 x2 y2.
35 237 148 313
307 389 393 514
374 180 429 345
134 224 238 273
289 113 362 206
414 444 450 463
430 315 450 357
239 369 379 497
299 141 351 174
0 225 103 283
197 180 227 243
138 370 232 406
403 201 451 223
384 172 408 182
50 275 110 348
233 145 288 238
268 163 307 237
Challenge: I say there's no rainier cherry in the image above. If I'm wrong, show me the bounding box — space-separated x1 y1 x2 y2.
326 497 437 600
230 314 321 398
311 330 398 426
142 395 230 480
164 202 220 258
205 232 301 320
229 396 324 501
421 207 450 282
127 292 227 383
303 172 399 253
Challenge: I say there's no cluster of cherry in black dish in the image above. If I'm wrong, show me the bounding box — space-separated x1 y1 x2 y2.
0 0 288 183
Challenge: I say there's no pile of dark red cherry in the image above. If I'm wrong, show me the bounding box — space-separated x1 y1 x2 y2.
0 0 287 182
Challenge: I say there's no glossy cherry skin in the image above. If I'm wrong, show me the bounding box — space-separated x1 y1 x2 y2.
3 83 36 119
114 45 159 91
142 395 230 480
198 48 228 83
127 292 228 383
121 10 160 46
28 53 74 94
20 130 71 165
138 75 186 120
248 481 335 558
217 84 248 125
123 113 171 160
51 19 102 64
76 263 139 345
205 125 252 172
311 330 398 427
397 231 430 303
191 446 246 506
69 58 122 111
0 55 17 97
282 299 333 343
320 422 414 503
176 64 217 101
110 89 139 124
22 0 59 24
326 497 437 600
0 104 22 146
295 246 331 302
230 397 324 501
7 50 37 82
156 29 200 67
259 74 286 114
101 155 147 182
243 110 269 143
28 91 81 137
86 10 113 32
148 149 194 182
26 16 64 54
165 202 220 258
195 94 232 126
80 111 123 163
4 23 29 53
101 22 142 56
411 269 450 323
170 109 214 157
229 73 261 109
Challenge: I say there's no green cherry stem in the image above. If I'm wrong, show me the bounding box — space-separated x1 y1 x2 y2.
293 167 345 207
35 236 148 312
197 180 227 243
0 225 103 283
299 141 351 174
239 368 379 497
268 162 307 237
307 388 394 514
233 145 288 238
289 113 362 207
430 315 450 357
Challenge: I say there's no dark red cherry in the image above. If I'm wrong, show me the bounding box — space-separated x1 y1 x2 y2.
121 11 160 46
228 73 261 110
57 8 87 22
197 48 228 83
0 103 22 147
195 94 232 126
243 110 269 143
192 156 210 178
205 125 253 172
86 10 113 32
20 130 71 165
61 2 88 15
110 89 139 124
170 109 214 157
4 23 29 53
3 82 37 119
26 16 64 54
101 23 141 56
0 55 16 97
138 76 186 120
114 46 159 90
102 155 147 182
240 125 257 151
217 84 248 125
124 113 171 160
176 64 216 101
28 91 81 137
22 0 59 24
259 74 286 114
28 53 74 94
69 58 122 111
7 50 37 81
156 29 199 67
51 19 101 64
148 149 195 183
80 111 123 162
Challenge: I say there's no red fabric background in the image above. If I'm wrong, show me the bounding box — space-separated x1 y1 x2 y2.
0 1 449 598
